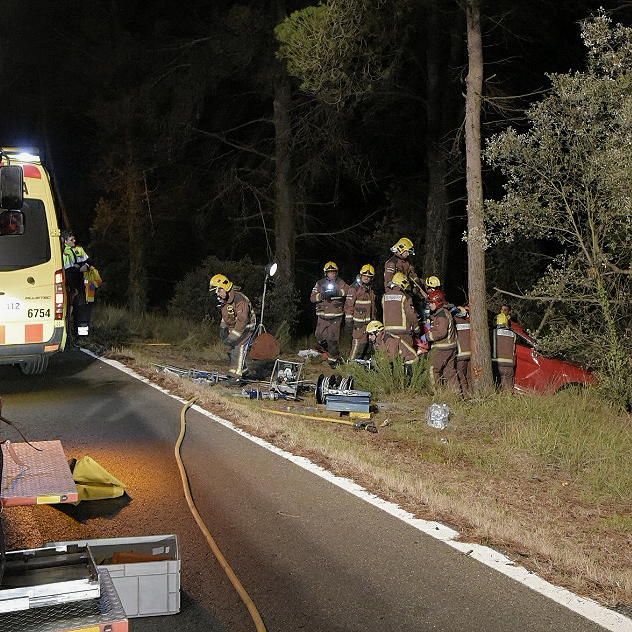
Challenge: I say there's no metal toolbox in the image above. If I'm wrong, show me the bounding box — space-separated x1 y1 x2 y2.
0 568 128 631
0 544 100 613
48 535 180 618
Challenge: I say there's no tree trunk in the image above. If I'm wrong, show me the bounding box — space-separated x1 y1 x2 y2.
423 4 449 281
273 0 296 289
125 130 147 313
465 0 493 392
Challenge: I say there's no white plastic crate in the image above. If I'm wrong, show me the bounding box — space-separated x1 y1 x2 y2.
47 535 180 618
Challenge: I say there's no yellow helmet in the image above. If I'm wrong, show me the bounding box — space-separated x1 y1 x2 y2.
366 320 384 334
496 313 509 327
323 261 339 273
391 271 411 291
209 273 233 293
391 237 415 256
359 264 375 277
425 275 441 288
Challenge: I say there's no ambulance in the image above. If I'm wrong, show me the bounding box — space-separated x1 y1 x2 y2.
0 148 66 375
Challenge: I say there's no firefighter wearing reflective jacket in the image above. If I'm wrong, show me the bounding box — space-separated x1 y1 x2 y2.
344 264 377 360
453 305 471 395
492 306 516 392
384 237 426 297
310 261 349 361
210 274 256 378
366 321 418 368
426 289 458 390
382 272 420 347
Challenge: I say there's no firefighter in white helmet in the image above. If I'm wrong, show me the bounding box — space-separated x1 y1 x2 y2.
310 261 349 363
344 264 377 360
209 273 256 378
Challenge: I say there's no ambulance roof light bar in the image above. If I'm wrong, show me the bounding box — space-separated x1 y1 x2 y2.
0 147 41 163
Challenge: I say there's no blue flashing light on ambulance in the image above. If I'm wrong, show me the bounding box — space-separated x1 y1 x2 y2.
0 147 67 375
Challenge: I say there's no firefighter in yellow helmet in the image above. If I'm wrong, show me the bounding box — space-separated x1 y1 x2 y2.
381 271 420 347
310 261 349 363
384 237 426 297
209 273 256 378
453 304 471 395
492 304 516 392
366 320 418 368
426 290 458 391
344 264 377 360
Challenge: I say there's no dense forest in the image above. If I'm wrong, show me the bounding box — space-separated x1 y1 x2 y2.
0 1 630 400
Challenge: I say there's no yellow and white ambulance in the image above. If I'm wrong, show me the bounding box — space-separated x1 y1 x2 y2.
0 148 66 374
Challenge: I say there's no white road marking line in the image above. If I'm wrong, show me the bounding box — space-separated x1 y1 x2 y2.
81 349 632 632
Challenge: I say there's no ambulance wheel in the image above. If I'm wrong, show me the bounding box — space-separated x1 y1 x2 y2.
19 355 49 375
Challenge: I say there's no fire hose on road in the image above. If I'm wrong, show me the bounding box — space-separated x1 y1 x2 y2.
176 399 267 632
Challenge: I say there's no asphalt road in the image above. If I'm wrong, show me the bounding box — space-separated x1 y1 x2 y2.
0 350 611 631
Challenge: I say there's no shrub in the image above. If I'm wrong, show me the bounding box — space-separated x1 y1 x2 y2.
168 255 265 322
341 351 429 398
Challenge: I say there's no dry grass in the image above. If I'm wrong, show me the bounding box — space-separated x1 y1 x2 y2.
87 309 632 609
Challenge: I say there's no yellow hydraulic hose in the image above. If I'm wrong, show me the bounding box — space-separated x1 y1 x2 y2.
176 399 267 632
265 408 356 426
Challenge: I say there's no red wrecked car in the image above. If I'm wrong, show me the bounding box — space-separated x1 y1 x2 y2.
510 323 595 393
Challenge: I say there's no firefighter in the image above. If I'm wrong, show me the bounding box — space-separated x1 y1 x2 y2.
453 305 471 395
209 273 256 378
426 289 458 390
384 237 426 297
421 276 442 326
345 264 377 360
310 261 349 363
382 272 420 347
62 230 90 341
492 305 516 392
366 320 418 368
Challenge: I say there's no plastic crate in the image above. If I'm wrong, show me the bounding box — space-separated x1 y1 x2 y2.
47 535 180 618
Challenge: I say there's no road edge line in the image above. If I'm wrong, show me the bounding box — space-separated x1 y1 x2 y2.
81 348 632 632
